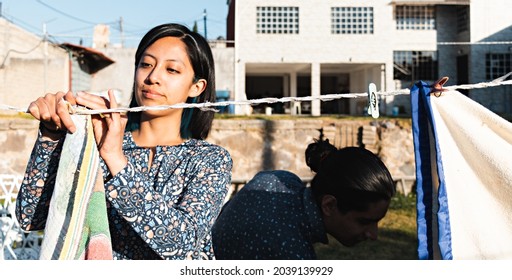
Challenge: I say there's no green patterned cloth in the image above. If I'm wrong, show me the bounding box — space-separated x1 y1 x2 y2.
39 114 112 260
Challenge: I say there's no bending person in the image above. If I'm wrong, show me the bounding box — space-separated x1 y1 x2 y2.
16 23 232 260
212 139 395 259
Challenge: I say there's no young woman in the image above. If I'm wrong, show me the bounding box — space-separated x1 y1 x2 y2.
16 23 232 260
212 139 395 259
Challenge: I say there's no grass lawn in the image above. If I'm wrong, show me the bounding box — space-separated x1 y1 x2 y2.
315 193 418 260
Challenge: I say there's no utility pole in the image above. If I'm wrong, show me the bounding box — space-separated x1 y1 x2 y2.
43 23 48 93
119 17 124 48
203 9 207 40
42 18 56 92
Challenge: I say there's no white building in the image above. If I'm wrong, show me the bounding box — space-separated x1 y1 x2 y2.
3 1 510 117
225 0 512 116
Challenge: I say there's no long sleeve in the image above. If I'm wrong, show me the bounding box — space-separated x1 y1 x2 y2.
104 141 232 259
15 131 64 231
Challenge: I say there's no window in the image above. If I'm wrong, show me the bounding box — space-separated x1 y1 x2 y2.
396 6 435 30
457 6 469 33
256 6 299 34
486 53 511 80
331 7 374 34
393 51 438 81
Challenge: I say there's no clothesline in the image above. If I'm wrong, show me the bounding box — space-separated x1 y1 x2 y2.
437 41 512 45
1 76 511 114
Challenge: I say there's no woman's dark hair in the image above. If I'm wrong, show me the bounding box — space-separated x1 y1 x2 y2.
125 23 216 139
306 139 395 213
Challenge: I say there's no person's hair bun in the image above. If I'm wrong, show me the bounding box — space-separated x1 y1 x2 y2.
305 138 337 173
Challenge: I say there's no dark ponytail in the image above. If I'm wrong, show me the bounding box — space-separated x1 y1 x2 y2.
308 140 395 213
305 138 338 173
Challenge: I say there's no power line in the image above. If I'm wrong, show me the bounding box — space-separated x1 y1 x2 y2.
0 39 44 69
36 0 98 25
1 11 44 35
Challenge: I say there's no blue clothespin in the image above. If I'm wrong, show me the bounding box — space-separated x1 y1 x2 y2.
367 83 379 118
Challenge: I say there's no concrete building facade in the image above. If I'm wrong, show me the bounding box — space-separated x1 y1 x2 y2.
2 1 511 117
0 18 69 111
226 0 512 116
0 18 115 112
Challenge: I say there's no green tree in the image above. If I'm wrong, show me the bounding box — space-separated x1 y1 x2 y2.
193 21 198 33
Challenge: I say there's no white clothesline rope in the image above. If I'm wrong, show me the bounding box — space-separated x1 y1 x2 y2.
437 41 512 45
1 76 511 114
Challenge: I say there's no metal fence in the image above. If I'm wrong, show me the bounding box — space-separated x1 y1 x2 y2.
0 174 42 260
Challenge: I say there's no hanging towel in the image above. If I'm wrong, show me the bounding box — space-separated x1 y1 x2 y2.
411 81 512 260
39 114 113 260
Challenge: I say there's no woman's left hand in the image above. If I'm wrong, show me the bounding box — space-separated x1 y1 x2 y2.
75 89 128 176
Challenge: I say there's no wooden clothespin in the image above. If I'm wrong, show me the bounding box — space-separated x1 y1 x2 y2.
367 83 379 118
431 76 449 97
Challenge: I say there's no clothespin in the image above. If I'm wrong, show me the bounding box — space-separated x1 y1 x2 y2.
431 76 449 97
367 83 379 118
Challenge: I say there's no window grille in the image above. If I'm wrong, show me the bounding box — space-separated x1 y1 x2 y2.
486 53 511 80
396 5 436 30
331 7 374 34
393 50 438 81
256 6 299 34
456 6 469 33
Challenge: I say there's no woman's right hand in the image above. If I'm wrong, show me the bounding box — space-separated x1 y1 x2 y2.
27 91 78 139
74 89 128 176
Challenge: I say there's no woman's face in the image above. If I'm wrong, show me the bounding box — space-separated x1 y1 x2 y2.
134 36 205 112
323 198 390 247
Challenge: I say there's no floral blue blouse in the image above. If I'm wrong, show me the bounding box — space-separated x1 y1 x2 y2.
212 170 328 260
16 130 232 260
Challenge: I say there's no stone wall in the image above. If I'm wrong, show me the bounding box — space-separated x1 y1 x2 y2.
208 118 413 176
0 116 416 194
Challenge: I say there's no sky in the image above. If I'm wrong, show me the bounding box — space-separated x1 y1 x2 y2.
0 0 229 47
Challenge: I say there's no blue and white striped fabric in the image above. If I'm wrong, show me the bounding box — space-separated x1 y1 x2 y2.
411 81 512 260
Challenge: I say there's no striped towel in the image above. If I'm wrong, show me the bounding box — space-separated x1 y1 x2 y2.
411 81 512 260
39 114 113 260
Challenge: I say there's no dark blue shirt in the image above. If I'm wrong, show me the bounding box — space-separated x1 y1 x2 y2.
212 170 328 259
